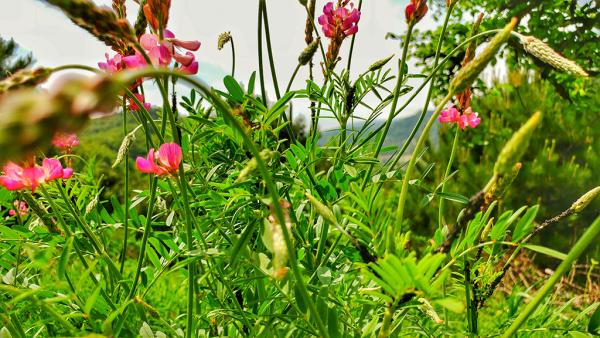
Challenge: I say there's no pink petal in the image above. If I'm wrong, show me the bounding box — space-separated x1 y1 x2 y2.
122 55 140 68
140 34 159 50
143 103 151 110
346 25 358 35
136 157 160 174
41 159 64 181
180 62 199 75
173 39 201 51
157 143 182 169
9 209 15 216
318 15 327 25
458 115 467 130
4 162 24 181
62 168 73 179
322 24 335 38
173 52 194 66
163 29 175 39
0 178 27 191
98 62 109 70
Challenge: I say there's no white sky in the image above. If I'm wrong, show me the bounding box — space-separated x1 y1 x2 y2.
0 0 447 131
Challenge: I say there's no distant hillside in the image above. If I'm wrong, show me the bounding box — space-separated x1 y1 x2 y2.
318 111 438 157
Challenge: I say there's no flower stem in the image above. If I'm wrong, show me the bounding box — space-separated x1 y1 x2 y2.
386 3 454 170
499 214 600 338
120 95 130 274
393 93 452 249
257 0 267 106
230 37 236 77
438 125 460 229
362 25 414 192
285 63 302 93
261 0 281 100
345 0 363 74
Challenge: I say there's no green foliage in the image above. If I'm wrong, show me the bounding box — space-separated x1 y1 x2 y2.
0 37 33 80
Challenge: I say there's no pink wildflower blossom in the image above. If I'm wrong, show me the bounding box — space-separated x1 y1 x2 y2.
138 30 200 67
136 143 182 176
52 133 79 153
318 2 361 38
176 52 199 75
0 158 73 193
439 104 481 130
9 201 28 217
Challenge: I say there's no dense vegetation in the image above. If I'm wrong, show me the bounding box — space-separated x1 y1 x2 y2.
0 1 599 338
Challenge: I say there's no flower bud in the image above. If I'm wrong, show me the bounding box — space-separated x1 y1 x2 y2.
485 163 521 204
368 54 395 72
570 186 600 213
493 112 541 176
141 301 161 318
298 38 320 66
298 0 307 6
305 193 337 226
480 218 494 240
405 0 428 25
449 18 517 95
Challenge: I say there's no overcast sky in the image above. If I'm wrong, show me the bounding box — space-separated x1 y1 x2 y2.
0 0 448 131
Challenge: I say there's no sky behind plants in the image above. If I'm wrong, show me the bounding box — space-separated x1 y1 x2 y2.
0 0 444 131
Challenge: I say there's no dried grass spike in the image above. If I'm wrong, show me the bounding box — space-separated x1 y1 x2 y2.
520 35 588 77
0 68 53 94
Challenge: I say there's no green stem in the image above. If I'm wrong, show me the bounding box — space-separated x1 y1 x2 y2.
285 63 302 93
438 126 460 229
499 214 600 338
257 0 267 106
261 0 281 100
394 93 452 247
120 95 130 274
346 0 363 74
362 25 414 192
230 38 236 77
386 3 454 171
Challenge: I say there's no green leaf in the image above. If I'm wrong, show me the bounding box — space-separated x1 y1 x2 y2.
230 220 257 266
83 285 102 314
569 331 591 338
146 246 162 269
294 284 307 314
421 193 434 206
57 237 74 279
587 303 600 334
434 298 464 313
437 192 470 204
140 322 155 338
522 244 567 260
223 75 245 102
247 71 256 95
328 306 341 338
268 91 295 118
317 267 333 286
513 205 539 242
111 196 124 222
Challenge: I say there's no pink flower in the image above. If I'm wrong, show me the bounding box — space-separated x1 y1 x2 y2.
9 201 28 217
176 52 199 75
439 103 460 123
0 159 72 193
318 2 361 38
439 103 481 130
458 107 481 130
138 31 200 68
405 0 428 25
136 143 182 176
128 93 151 111
52 133 79 153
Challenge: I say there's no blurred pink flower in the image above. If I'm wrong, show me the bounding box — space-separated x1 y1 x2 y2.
136 143 182 176
439 103 460 123
128 93 151 111
99 53 143 73
9 201 28 217
0 159 72 193
176 52 199 75
52 133 79 153
318 2 360 38
139 31 200 68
